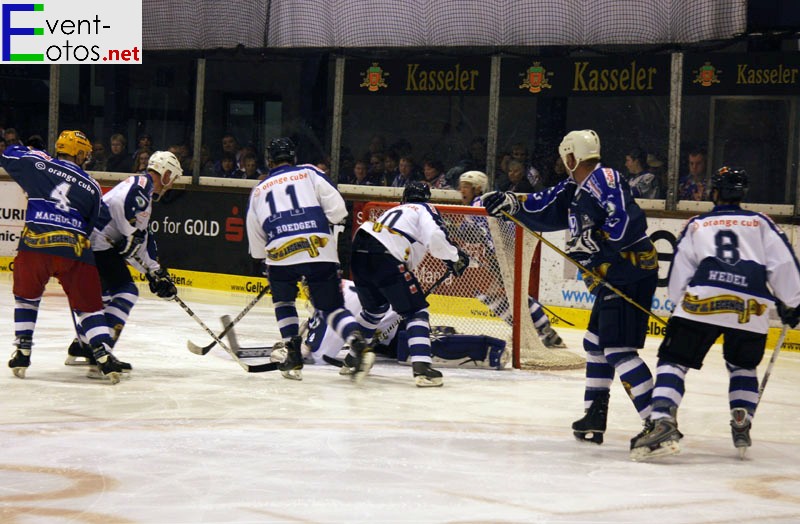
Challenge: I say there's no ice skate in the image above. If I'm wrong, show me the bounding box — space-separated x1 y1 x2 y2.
8 336 32 379
572 390 609 444
730 408 752 460
412 361 443 387
279 336 304 380
91 346 126 385
348 332 375 384
539 325 566 348
629 417 683 461
65 338 95 366
338 352 358 376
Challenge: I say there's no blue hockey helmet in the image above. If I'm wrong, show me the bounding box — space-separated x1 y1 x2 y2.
402 181 431 203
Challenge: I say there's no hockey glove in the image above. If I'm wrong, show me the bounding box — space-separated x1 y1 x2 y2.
447 248 471 277
777 301 800 328
147 268 177 300
116 229 146 259
482 191 520 218
566 228 605 266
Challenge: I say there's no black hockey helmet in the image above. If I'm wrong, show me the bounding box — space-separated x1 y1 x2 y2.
711 166 748 202
402 181 431 203
267 137 296 164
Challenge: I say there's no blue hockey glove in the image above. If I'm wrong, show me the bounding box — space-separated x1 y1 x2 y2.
482 191 520 218
777 302 800 328
116 229 146 258
147 268 177 300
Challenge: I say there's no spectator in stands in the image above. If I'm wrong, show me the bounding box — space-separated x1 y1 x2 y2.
625 147 661 199
25 134 46 151
236 154 262 180
504 159 538 193
391 155 416 188
0 137 6 152
422 158 449 189
316 155 332 178
678 148 708 201
367 134 386 156
132 150 152 173
220 134 242 167
543 156 568 188
132 133 153 161
3 128 22 146
199 145 216 177
494 151 512 190
511 142 543 189
352 159 372 185
445 137 487 189
383 151 399 185
106 134 133 173
368 152 387 185
647 153 667 197
169 143 192 175
86 140 108 171
214 152 237 178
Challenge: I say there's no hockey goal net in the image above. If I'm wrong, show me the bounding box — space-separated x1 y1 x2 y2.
359 201 584 370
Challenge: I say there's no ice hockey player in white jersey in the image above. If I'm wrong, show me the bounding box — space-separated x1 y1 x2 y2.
290 279 507 370
458 170 565 348
66 151 181 372
246 137 371 381
349 181 470 386
630 166 800 461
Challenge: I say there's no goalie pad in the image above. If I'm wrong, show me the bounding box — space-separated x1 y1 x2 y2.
396 331 508 370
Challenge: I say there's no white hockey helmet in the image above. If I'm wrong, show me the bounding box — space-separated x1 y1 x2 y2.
559 130 601 171
147 151 183 187
459 170 489 193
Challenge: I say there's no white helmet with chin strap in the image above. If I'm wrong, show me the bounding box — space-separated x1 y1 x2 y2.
459 170 489 194
147 151 183 199
559 130 601 174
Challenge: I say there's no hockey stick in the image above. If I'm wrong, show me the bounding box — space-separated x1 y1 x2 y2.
755 324 788 411
187 284 270 355
540 304 575 326
173 295 278 373
502 211 668 327
322 269 455 367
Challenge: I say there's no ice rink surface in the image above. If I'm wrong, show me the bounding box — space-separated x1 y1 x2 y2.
1 273 799 524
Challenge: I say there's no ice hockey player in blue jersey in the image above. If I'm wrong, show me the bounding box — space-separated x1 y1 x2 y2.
630 167 800 461
65 151 182 371
349 181 470 386
483 129 659 444
458 170 565 348
2 130 127 384
246 137 372 381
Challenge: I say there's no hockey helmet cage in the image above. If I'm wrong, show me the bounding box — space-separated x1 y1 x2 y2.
559 130 601 169
55 130 91 158
147 151 183 186
402 181 431 204
711 166 748 201
459 170 489 193
267 137 296 164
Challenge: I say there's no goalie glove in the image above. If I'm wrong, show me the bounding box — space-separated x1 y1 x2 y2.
146 267 177 300
116 229 146 259
777 301 800 328
481 191 520 218
446 248 470 277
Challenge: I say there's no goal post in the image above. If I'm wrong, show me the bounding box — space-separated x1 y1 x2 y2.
358 200 585 370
